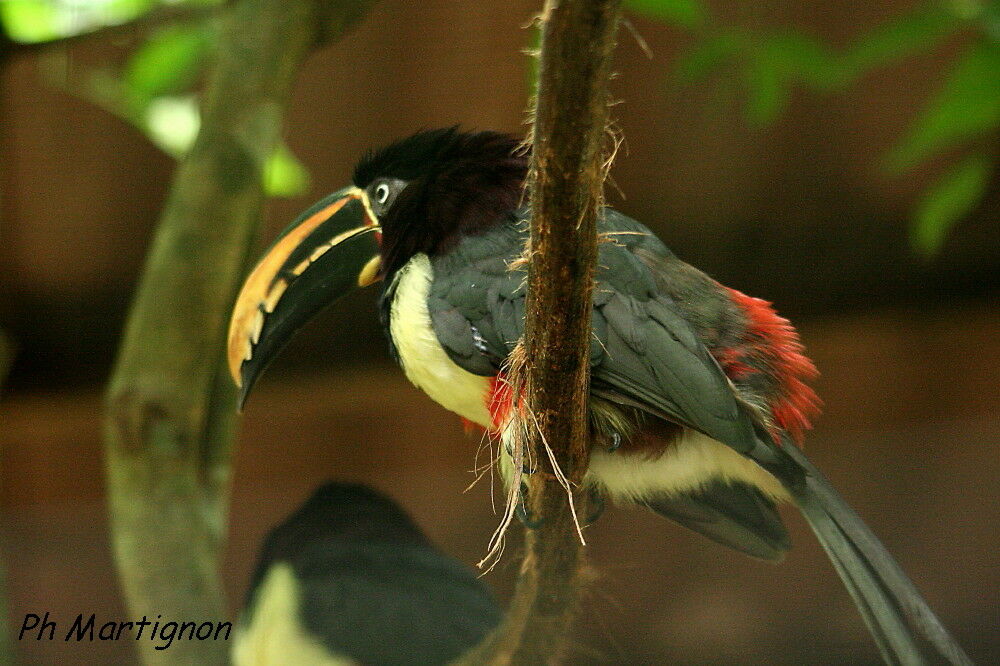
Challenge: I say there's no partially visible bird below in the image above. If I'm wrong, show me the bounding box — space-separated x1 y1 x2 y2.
228 128 971 665
233 482 501 666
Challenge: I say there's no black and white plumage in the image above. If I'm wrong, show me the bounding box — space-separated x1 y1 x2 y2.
233 483 500 666
227 128 971 665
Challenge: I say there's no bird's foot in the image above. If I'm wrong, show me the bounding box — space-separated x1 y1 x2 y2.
586 487 606 525
607 432 621 453
515 481 545 529
504 443 537 474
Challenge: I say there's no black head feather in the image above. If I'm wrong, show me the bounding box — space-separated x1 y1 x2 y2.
352 126 524 189
353 128 529 276
251 483 430 576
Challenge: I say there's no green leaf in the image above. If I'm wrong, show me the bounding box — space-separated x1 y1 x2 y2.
983 3 1000 40
264 144 311 198
107 0 158 18
838 3 959 84
0 0 157 44
744 54 788 126
674 32 746 82
626 0 705 30
0 0 62 43
679 32 836 125
911 153 991 257
124 24 210 117
886 39 1000 173
757 32 838 91
143 95 201 156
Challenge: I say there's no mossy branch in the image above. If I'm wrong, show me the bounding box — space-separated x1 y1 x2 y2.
101 1 375 664
456 1 623 663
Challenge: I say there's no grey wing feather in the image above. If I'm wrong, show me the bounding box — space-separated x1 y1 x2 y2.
590 271 759 453
643 480 791 561
426 300 499 375
428 223 525 375
428 209 759 456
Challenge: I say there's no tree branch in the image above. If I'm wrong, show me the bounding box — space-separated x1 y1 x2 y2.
101 1 376 664
457 1 623 663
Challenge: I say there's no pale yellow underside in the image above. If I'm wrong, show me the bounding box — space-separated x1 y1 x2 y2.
232 563 355 666
389 254 493 427
496 426 788 503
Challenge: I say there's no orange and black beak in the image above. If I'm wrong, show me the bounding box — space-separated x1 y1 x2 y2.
227 186 382 407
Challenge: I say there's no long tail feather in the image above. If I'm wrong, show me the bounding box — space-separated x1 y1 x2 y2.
796 484 923 664
783 445 972 666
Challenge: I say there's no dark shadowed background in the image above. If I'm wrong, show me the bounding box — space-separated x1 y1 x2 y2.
1 0 998 663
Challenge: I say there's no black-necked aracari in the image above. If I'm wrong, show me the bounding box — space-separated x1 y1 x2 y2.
227 128 969 665
233 482 500 666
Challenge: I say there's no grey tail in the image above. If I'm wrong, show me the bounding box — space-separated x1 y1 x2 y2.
644 479 791 562
783 444 972 666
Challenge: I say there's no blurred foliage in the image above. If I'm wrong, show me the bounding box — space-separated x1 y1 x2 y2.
123 22 209 115
885 38 1000 173
3 1 995 246
628 0 999 257
913 152 992 256
0 0 310 198
264 142 312 197
627 0 704 30
1 0 157 43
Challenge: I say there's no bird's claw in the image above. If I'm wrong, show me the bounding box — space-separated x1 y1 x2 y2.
504 444 537 474
586 487 606 525
607 432 621 453
515 481 545 529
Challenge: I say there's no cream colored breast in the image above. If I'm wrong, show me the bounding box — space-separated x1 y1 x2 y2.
232 563 354 666
586 429 789 503
389 254 493 428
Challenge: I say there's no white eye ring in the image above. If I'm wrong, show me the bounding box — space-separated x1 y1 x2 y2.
374 183 391 205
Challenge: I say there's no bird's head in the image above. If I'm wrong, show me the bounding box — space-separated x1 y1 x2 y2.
227 128 527 405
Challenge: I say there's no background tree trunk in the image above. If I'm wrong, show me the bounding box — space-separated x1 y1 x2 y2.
101 1 375 663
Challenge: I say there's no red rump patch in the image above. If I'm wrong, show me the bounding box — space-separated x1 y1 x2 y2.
722 288 821 444
460 417 484 434
486 374 515 431
457 376 514 435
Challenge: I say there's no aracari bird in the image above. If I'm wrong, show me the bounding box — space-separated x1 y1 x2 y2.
227 128 969 665
233 482 500 665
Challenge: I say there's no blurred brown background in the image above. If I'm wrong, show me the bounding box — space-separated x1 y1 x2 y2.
1 0 998 663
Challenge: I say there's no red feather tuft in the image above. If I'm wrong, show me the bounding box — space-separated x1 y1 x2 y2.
486 374 514 432
460 417 486 435
721 288 821 444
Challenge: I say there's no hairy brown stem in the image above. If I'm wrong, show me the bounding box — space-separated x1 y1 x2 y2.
101 1 375 664
456 1 622 663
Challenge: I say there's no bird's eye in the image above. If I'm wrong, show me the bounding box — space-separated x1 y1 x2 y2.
368 178 406 213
